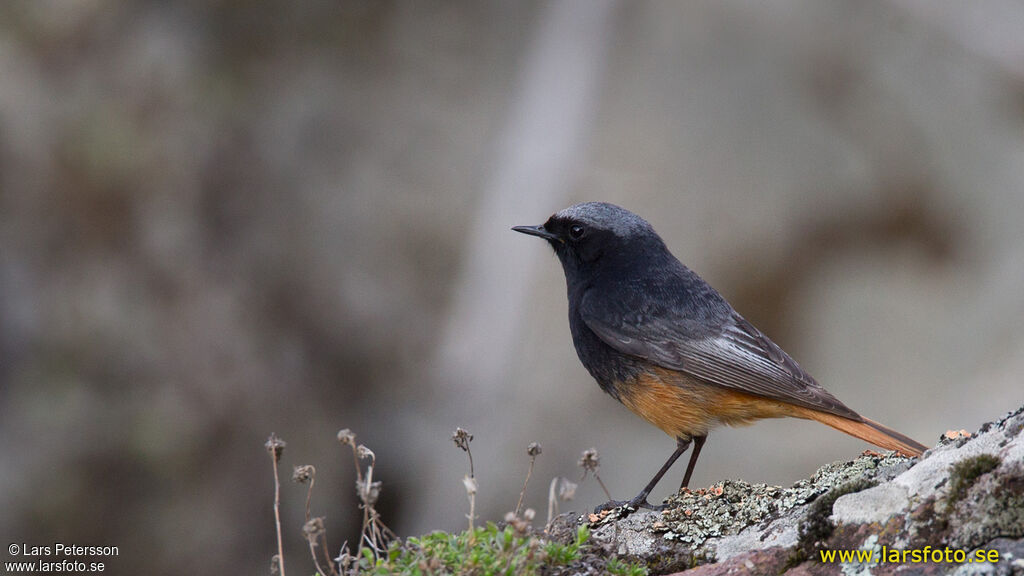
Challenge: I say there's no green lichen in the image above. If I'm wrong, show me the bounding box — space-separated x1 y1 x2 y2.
654 452 906 550
658 480 790 545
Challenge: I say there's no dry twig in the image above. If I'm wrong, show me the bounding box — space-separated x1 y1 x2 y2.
452 427 477 532
514 442 542 517
265 434 287 576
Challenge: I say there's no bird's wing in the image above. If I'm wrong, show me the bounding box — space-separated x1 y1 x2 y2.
579 290 861 421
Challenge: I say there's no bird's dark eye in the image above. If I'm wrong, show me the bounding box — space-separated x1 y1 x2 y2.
569 224 585 240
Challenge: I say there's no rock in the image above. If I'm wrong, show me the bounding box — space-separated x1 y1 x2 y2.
563 405 1024 575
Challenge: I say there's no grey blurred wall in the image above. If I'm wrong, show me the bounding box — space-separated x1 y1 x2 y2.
2 1 1023 574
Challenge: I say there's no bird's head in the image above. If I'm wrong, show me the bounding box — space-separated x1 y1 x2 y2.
513 202 669 280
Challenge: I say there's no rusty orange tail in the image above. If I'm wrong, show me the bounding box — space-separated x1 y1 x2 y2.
792 406 927 457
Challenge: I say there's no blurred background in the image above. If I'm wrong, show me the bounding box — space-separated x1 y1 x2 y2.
2 1 1024 573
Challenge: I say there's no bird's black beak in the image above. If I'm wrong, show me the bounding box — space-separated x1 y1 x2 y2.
512 224 561 242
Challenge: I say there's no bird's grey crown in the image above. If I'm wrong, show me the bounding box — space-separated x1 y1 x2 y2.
554 202 655 238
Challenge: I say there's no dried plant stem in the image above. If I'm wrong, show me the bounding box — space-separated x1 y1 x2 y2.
304 474 314 520
452 428 477 533
297 468 337 576
302 518 331 576
318 533 334 576
547 477 559 524
578 448 613 501
338 436 393 560
594 473 612 501
266 436 286 576
360 460 373 555
308 540 329 576
514 456 537 517
363 507 396 549
350 448 363 484
273 460 285 576
461 473 478 534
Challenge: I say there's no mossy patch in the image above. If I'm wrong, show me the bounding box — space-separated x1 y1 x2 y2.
356 523 648 576
946 454 1001 506
787 477 877 567
948 460 1024 550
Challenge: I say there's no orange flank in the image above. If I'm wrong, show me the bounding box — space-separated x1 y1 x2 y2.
615 368 925 457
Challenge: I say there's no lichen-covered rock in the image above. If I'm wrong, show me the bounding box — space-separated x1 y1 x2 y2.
566 404 1024 575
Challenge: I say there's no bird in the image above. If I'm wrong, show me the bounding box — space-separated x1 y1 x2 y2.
513 202 927 511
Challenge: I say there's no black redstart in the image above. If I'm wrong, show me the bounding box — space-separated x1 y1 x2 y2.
513 202 926 511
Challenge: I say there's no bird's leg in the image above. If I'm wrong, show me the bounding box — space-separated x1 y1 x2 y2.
679 434 706 490
594 437 691 513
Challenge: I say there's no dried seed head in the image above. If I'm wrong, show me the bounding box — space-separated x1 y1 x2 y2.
462 474 478 496
337 428 356 445
504 511 530 534
356 445 375 462
558 478 578 501
357 478 382 505
452 427 473 452
292 464 316 484
265 434 286 463
523 508 536 521
302 517 326 542
579 448 600 473
527 442 542 457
